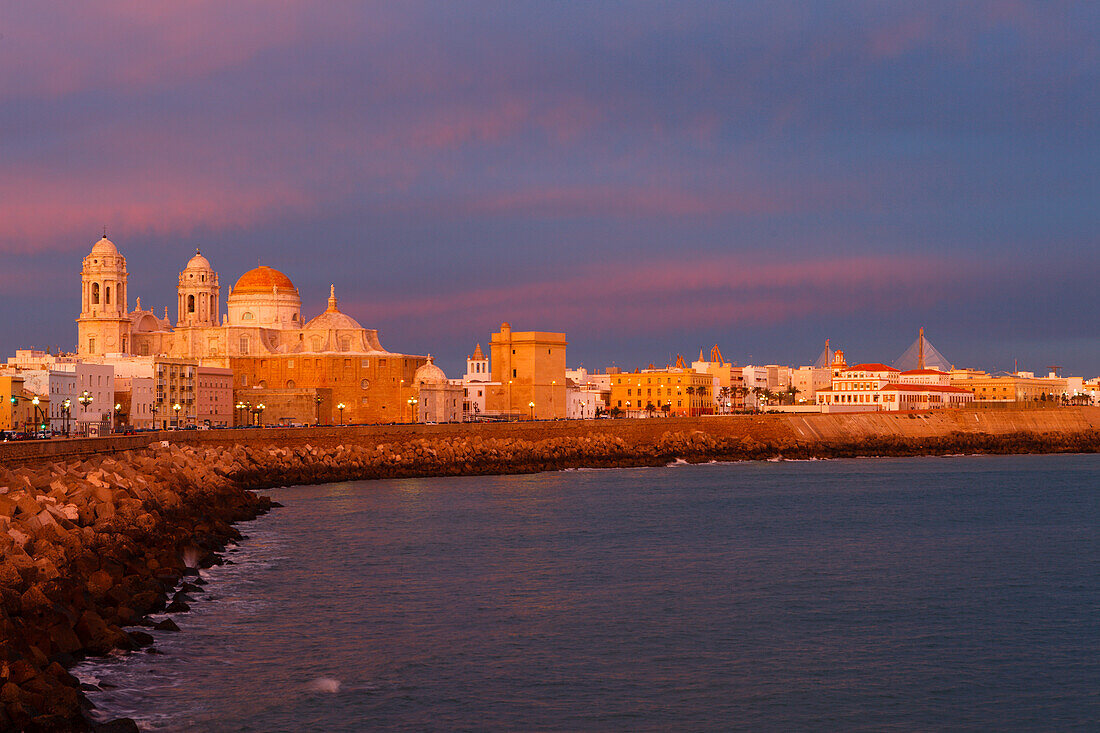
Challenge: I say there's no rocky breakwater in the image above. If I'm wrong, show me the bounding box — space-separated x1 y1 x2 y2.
228 425 1100 489
0 444 274 731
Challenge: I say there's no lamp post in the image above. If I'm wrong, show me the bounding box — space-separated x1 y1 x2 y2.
528 400 535 420
151 403 159 431
62 398 71 437
314 395 323 425
173 402 182 429
78 390 93 436
114 402 122 431
235 401 245 426
31 395 45 435
336 402 345 425
256 403 266 427
405 397 416 423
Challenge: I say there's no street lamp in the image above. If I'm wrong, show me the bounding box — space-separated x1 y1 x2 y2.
405 397 416 423
528 400 535 420
79 390 93 436
336 402 345 425
31 395 45 434
314 395 323 425
256 403 266 427
114 402 122 430
173 402 182 429
235 401 245 426
62 398 71 437
151 403 159 430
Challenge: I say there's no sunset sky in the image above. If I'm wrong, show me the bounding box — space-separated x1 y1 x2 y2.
3 2 1098 376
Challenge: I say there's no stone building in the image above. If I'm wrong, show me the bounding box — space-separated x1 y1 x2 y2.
486 323 567 419
413 356 463 423
74 235 428 425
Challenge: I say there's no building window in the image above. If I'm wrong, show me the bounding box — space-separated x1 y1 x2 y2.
239 336 250 354
105 286 111 304
242 312 254 321
88 337 96 353
188 294 195 313
512 369 516 378
286 380 295 388
361 379 370 390
92 283 100 304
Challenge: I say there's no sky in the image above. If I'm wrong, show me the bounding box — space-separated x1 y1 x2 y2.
2 1 1098 377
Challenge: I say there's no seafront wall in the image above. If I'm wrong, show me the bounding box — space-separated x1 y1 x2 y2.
1 408 1099 729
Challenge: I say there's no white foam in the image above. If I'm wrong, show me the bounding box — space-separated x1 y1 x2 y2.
306 677 342 693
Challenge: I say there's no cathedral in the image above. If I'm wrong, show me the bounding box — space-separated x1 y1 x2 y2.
77 235 429 424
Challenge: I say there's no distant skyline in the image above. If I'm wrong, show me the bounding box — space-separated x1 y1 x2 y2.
2 2 1098 377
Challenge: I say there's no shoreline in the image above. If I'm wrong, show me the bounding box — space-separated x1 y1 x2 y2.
1 410 1099 729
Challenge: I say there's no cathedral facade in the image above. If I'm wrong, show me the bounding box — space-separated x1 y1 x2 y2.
77 236 428 424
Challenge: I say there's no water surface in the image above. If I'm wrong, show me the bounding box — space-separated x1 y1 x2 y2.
78 455 1100 731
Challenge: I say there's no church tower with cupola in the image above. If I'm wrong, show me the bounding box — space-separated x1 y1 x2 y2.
177 249 220 328
77 235 131 356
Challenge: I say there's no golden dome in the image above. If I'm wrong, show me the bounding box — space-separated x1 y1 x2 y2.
232 265 297 294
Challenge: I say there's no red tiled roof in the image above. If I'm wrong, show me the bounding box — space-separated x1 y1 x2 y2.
843 363 900 372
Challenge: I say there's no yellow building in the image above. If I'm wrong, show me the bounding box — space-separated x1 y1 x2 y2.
0 376 49 433
486 323 567 419
609 368 713 417
950 372 1067 404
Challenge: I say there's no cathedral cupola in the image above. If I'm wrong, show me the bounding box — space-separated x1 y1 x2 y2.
177 248 220 327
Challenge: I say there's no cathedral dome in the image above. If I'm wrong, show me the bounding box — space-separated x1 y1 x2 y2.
414 355 448 385
232 265 297 294
304 285 362 330
90 236 118 256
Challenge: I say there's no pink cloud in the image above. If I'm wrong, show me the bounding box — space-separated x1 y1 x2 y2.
338 253 974 340
0 174 309 253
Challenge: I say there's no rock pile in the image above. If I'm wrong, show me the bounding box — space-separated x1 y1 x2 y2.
0 444 273 731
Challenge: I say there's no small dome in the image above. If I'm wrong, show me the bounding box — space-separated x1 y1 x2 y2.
90 236 118 256
304 284 362 330
184 249 212 271
414 356 447 385
232 265 297 294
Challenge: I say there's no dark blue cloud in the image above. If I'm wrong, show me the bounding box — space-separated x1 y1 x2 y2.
1 1 1097 376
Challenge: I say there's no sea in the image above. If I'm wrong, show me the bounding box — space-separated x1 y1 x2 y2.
75 454 1100 731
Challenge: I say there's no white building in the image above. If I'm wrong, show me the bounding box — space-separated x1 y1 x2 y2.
816 364 975 412
453 344 502 420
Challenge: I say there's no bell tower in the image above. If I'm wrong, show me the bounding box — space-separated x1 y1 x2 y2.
176 249 220 328
77 235 131 356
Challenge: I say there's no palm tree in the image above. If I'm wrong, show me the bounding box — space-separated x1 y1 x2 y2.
645 402 657 417
661 403 671 417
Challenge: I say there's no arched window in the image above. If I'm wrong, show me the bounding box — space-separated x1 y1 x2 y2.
286 380 295 388
311 336 322 351
242 312 254 321
92 282 100 304
105 286 111 304
188 294 196 313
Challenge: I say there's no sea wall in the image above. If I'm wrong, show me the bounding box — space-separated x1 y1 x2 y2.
1 407 1099 729
0 445 273 731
